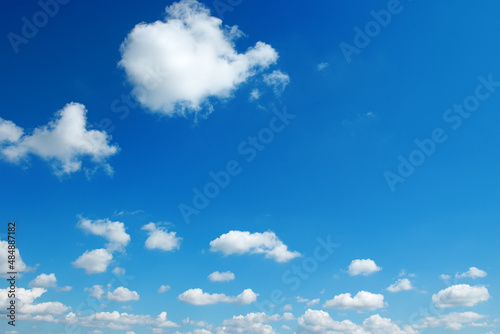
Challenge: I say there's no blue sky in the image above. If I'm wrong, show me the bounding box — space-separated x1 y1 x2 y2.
1 0 500 333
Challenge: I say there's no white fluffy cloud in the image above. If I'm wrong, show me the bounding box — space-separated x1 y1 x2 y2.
323 291 386 312
0 241 28 277
0 103 118 175
456 267 487 279
296 297 320 307
432 284 490 308
297 309 417 334
159 285 171 293
263 70 290 94
216 312 290 334
72 248 113 274
347 259 381 276
178 288 257 305
142 223 181 251
119 0 280 118
208 271 235 282
86 285 105 299
209 230 301 263
86 285 139 302
415 312 487 331
76 311 179 330
78 217 130 252
387 278 414 293
106 287 140 302
362 314 419 334
29 273 57 288
0 287 70 315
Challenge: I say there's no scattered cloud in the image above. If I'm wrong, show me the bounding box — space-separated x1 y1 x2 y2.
317 62 329 71
263 70 290 94
297 309 416 334
86 285 140 302
0 103 118 175
75 311 179 330
106 287 140 302
440 274 451 280
323 291 386 312
86 285 105 299
456 267 487 279
72 248 113 274
0 287 70 315
296 297 320 307
387 278 414 293
178 288 257 305
414 312 488 331
209 230 301 263
250 89 261 100
216 312 289 334
347 259 381 276
142 223 182 252
29 273 57 288
159 285 171 293
208 271 235 282
78 217 130 252
119 0 280 118
307 299 320 306
432 284 490 308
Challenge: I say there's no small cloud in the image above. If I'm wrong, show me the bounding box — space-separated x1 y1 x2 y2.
440 274 451 280
208 271 235 282
263 70 290 95
387 278 414 293
432 284 490 308
317 62 329 71
142 222 181 252
29 273 57 288
209 230 301 263
72 248 113 274
106 286 140 302
178 288 258 305
456 267 487 279
347 259 381 276
158 285 171 293
323 291 386 312
250 89 261 100
307 298 320 306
